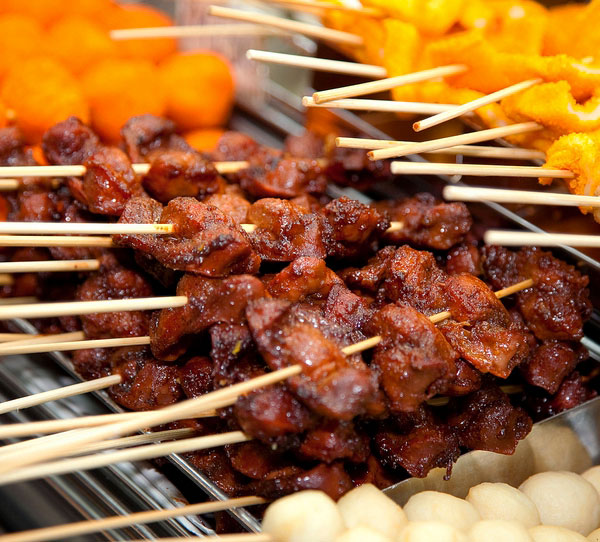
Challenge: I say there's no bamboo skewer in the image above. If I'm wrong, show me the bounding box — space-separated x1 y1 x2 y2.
0 330 85 349
0 336 151 356
0 235 115 247
110 23 289 40
0 375 122 416
0 333 48 342
0 274 13 286
391 161 572 179
413 79 542 132
0 496 266 542
336 137 546 161
247 49 387 78
443 186 595 206
267 0 384 16
302 96 457 114
0 260 99 273
0 180 21 191
208 5 363 45
0 297 37 305
485 231 600 248
0 296 188 321
0 223 173 235
370 122 542 161
312 64 467 104
242 221 404 234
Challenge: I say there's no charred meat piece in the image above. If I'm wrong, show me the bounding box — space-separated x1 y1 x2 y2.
204 192 251 225
211 131 266 162
266 257 343 303
76 265 153 339
247 198 330 261
340 246 396 295
17 189 58 222
0 126 37 166
521 341 588 395
284 131 326 159
115 197 260 276
151 273 265 361
368 304 458 412
82 147 142 216
483 246 592 341
321 197 389 259
109 346 183 411
71 348 111 381
546 371 598 415
374 194 472 250
322 283 373 332
226 441 300 480
121 114 193 162
179 356 214 398
439 274 530 379
445 358 482 396
42 117 101 165
246 298 381 420
446 243 483 276
247 462 353 501
348 454 398 490
143 150 221 203
449 385 532 454
299 420 370 464
186 448 247 496
326 147 392 191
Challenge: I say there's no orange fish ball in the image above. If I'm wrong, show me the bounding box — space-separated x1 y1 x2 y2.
101 3 177 64
1 57 89 144
184 128 226 153
48 16 118 76
0 0 68 27
82 58 166 143
70 0 117 18
159 52 235 131
0 14 45 80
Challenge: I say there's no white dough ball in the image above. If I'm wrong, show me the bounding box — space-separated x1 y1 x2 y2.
262 490 345 542
398 521 467 542
403 491 480 531
519 471 600 535
337 484 407 539
334 526 392 542
529 525 588 542
588 528 600 542
583 467 600 497
469 520 533 542
466 482 540 528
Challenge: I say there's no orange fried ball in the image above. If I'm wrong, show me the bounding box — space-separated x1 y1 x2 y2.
0 14 45 80
184 128 225 152
100 3 177 64
0 0 67 26
48 16 118 76
82 58 166 143
159 52 235 131
1 57 89 143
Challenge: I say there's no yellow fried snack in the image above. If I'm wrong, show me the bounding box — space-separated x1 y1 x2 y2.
382 19 421 76
543 4 586 57
562 0 600 60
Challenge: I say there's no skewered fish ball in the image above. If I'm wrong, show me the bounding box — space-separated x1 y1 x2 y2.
582 466 600 497
466 482 540 527
468 519 533 542
403 491 480 531
529 525 588 542
334 526 392 542
398 521 467 542
337 483 407 539
588 527 600 542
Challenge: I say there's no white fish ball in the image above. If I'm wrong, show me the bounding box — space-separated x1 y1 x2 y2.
334 526 392 542
398 521 467 542
468 519 532 542
529 525 588 542
403 491 480 531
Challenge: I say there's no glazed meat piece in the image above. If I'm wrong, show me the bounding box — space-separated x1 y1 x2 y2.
374 194 472 250
121 114 193 162
439 274 530 379
115 197 260 276
374 419 460 478
247 199 330 261
482 246 592 340
340 246 396 295
211 131 266 162
322 283 373 332
143 150 221 203
445 358 482 396
238 157 327 199
546 371 598 415
42 117 101 165
151 273 265 361
0 126 37 166
76 265 153 339
325 147 392 191
348 454 398 490
179 356 214 398
17 189 58 222
226 441 300 480
266 257 343 303
247 462 353 501
284 131 325 159
234 385 315 442
321 197 389 259
246 298 381 420
203 192 251 225
210 323 265 388
71 348 110 381
448 385 532 455
82 147 142 216
186 448 246 496
299 420 370 464
446 243 482 276
108 346 183 411
368 304 458 412
521 341 588 395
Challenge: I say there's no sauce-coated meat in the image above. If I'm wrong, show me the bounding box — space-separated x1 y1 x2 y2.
203 192 251 225
226 441 299 480
187 448 246 496
299 420 370 464
340 246 396 295
322 283 373 332
446 243 482 276
445 358 483 396
368 304 458 412
179 356 214 398
0 126 37 166
71 348 110 381
211 131 265 162
143 150 221 203
115 197 260 276
151 273 265 361
42 117 101 165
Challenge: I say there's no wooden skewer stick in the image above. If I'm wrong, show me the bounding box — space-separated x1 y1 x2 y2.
414 78 542 132
0 274 13 286
370 122 542 161
336 137 546 161
0 222 174 235
0 297 37 305
302 96 456 115
0 336 151 356
247 49 387 78
208 5 363 45
0 296 187 321
0 375 122 416
0 496 266 542
391 161 572 179
443 185 595 206
0 235 115 247
0 333 48 342
0 259 99 273
0 180 20 192
0 330 85 349
485 231 600 248
241 221 405 234
110 23 289 40
312 64 466 104
267 0 384 16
